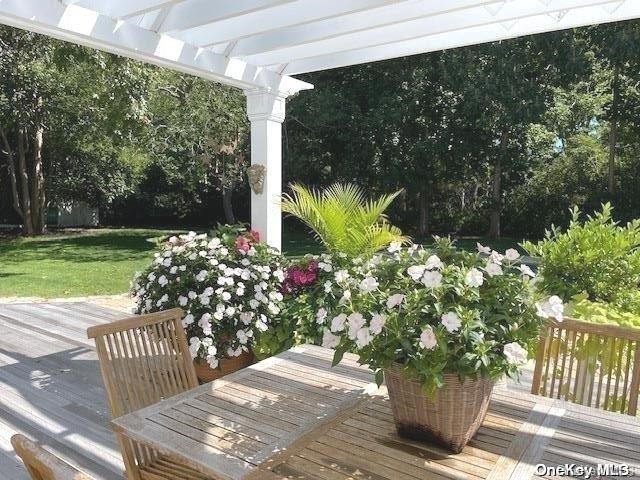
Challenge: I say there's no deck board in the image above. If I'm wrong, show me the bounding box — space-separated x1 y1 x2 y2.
0 302 126 480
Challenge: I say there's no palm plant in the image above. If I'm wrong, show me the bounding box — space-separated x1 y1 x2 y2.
281 183 408 258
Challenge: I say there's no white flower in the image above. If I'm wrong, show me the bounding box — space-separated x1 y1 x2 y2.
422 271 443 288
347 313 365 340
156 294 168 307
198 313 212 335
207 356 219 369
182 313 195 327
255 318 269 331
199 295 211 306
178 295 188 307
505 248 520 261
419 327 437 350
147 272 156 282
369 313 387 335
441 312 461 333
536 295 564 322
273 269 285 282
240 312 253 325
195 270 208 282
485 262 503 277
386 294 405 309
465 268 484 288
324 281 333 293
425 255 444 270
221 291 231 301
188 337 201 358
503 342 528 364
318 262 333 272
188 291 197 299
355 328 372 348
359 276 379 293
407 265 426 281
334 270 350 282
330 314 347 332
227 346 243 357
322 330 340 349
477 243 492 255
237 329 251 345
339 290 352 305
387 241 402 253
179 265 187 272
489 251 504 265
316 308 328 324
519 264 536 278
169 266 178 274
268 303 280 315
249 299 260 309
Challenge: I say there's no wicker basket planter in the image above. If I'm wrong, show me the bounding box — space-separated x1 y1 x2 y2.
385 364 494 453
194 351 254 383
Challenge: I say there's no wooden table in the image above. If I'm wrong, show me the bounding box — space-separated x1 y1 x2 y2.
113 345 640 480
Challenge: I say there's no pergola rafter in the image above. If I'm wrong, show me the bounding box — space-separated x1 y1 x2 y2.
0 0 637 249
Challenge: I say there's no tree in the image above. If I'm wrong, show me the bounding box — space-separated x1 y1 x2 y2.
143 70 248 223
0 27 149 234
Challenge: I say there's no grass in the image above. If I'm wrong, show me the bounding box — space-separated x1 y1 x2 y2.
0 229 172 298
0 227 525 298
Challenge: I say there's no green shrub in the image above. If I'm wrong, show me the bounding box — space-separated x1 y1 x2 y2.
523 203 640 311
568 294 640 329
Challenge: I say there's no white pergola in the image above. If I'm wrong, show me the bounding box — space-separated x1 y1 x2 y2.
1 0 639 250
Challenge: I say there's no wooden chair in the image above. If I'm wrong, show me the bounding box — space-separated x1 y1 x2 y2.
531 317 640 415
11 434 94 480
87 308 211 480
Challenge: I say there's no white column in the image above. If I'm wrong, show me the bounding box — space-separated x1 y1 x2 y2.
245 89 286 251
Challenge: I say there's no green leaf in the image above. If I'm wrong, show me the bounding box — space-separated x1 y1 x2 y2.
375 369 384 387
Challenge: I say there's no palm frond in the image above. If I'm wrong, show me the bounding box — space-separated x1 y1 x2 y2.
280 182 408 257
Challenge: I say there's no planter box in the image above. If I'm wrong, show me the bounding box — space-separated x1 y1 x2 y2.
385 365 494 453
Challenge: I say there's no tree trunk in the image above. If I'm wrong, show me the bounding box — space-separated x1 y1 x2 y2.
0 126 23 220
488 130 509 239
17 128 34 235
608 64 620 195
30 124 46 234
418 188 430 238
222 186 236 224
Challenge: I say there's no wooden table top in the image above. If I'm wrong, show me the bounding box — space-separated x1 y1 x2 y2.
113 345 640 480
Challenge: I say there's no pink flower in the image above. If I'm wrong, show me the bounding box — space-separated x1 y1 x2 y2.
235 235 250 253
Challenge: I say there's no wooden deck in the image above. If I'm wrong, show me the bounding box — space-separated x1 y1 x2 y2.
0 301 535 480
0 302 127 480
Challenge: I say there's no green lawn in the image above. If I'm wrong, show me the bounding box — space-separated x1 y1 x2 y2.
0 229 172 298
0 228 524 298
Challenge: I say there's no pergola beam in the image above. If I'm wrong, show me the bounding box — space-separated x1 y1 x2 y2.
65 0 177 19
231 0 501 58
157 0 297 34
0 0 311 94
282 0 639 74
171 0 407 47
247 0 612 67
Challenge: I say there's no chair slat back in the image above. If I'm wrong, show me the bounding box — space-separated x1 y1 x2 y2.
11 434 94 480
87 308 198 418
531 317 640 415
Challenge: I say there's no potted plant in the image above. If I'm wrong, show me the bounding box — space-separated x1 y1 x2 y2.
132 226 285 382
319 238 563 453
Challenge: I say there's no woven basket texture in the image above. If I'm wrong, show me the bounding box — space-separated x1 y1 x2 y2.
385 365 494 453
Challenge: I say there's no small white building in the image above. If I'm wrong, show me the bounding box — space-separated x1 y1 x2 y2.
51 202 99 227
